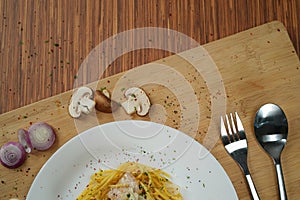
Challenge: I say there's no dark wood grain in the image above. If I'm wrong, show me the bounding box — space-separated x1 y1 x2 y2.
0 0 299 114
1 21 299 200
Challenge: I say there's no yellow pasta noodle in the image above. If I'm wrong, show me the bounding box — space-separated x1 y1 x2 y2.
77 162 183 200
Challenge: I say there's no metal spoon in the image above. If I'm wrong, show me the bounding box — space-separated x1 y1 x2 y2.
254 103 288 200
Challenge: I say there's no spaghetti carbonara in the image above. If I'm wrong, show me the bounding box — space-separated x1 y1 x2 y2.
77 162 183 200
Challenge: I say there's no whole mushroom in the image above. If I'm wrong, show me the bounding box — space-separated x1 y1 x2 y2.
68 86 96 118
94 89 119 113
121 87 151 116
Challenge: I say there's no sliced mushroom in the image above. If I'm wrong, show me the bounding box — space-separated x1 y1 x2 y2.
121 87 151 116
68 86 96 118
94 89 119 113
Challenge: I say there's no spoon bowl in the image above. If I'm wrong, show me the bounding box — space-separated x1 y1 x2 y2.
254 103 288 200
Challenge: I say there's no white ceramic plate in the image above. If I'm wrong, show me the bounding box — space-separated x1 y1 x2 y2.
27 120 237 200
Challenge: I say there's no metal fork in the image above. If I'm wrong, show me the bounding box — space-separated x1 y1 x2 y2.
220 112 260 200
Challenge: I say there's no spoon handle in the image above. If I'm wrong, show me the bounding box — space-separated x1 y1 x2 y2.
245 174 260 200
275 164 287 200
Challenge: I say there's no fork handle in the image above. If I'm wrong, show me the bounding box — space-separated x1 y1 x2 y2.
245 174 260 200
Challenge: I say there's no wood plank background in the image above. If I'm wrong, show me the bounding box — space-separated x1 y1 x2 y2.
0 0 299 114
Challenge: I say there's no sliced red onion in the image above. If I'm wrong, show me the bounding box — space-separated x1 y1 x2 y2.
18 128 33 153
28 122 56 151
0 142 26 169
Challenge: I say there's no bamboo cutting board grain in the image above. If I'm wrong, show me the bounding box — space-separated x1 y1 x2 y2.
1 21 300 200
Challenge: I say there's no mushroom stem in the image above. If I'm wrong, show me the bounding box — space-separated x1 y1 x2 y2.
78 97 96 114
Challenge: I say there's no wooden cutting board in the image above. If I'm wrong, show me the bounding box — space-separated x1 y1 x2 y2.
1 21 299 200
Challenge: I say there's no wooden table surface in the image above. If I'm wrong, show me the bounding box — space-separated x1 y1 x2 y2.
1 1 300 200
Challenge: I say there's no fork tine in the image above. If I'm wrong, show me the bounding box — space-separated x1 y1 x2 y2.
220 116 230 145
225 114 234 142
235 112 246 139
229 113 239 141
